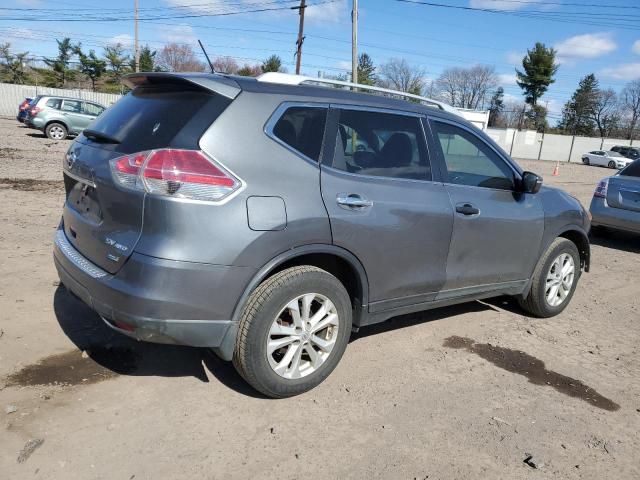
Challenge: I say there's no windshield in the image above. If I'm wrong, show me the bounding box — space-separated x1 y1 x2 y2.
620 159 640 178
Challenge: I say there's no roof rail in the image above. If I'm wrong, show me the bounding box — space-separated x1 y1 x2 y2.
257 72 461 116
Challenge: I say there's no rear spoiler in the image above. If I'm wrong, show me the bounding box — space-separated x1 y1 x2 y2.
122 72 242 99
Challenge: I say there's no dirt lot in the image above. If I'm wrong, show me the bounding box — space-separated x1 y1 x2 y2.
1 117 639 479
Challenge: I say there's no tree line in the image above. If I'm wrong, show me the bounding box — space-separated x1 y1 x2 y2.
1 38 638 139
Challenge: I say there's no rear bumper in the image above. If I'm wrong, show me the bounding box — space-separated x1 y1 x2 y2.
53 228 256 359
589 197 640 234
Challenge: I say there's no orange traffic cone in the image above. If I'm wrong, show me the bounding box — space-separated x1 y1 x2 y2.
552 161 560 176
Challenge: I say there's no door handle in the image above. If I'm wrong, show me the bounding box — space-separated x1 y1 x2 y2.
455 203 480 216
336 194 373 209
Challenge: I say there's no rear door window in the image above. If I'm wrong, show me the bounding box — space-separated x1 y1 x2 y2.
271 106 327 162
83 85 231 153
330 108 430 180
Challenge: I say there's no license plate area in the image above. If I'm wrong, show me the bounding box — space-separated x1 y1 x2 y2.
67 181 102 223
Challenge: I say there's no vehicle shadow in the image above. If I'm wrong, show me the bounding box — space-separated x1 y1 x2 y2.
53 286 265 398
351 301 498 341
590 229 640 254
26 132 46 138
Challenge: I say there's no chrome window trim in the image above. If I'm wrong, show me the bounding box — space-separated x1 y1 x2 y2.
264 101 330 166
55 230 108 279
63 169 97 188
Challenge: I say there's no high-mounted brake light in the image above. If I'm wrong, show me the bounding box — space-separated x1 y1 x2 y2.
110 149 241 202
594 179 608 198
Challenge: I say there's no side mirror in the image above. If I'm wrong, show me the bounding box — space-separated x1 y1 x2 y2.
521 171 543 194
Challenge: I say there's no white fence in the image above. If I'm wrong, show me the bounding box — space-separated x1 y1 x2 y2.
486 128 636 163
0 83 122 117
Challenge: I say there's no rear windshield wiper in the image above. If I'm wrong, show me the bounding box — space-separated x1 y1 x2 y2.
83 129 121 144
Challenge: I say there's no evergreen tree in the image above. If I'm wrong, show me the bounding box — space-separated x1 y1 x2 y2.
516 43 558 107
43 38 78 87
357 53 376 85
488 87 504 127
75 46 106 91
0 43 29 84
137 45 157 72
559 74 599 136
261 55 284 73
104 43 131 79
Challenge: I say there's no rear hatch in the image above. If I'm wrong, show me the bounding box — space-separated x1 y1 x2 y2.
61 74 239 274
606 161 640 214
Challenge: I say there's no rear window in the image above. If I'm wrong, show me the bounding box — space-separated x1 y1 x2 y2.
620 160 640 178
85 85 231 153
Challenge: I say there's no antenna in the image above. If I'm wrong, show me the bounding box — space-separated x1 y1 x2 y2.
198 39 215 74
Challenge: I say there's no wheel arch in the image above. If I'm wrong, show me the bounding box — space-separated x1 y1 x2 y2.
558 227 590 273
232 245 369 326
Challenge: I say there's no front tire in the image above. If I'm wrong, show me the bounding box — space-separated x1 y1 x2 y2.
233 266 352 398
45 122 67 140
608 160 616 169
518 238 581 318
582 157 589 165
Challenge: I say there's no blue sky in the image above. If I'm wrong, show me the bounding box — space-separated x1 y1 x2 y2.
2 0 640 120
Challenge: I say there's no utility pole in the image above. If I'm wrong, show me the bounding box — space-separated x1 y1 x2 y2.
294 0 306 75
351 0 358 83
134 0 140 72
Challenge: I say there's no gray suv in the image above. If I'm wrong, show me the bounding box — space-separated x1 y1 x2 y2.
54 72 591 397
25 95 105 140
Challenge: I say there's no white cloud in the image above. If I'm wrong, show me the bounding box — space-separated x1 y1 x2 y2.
336 60 351 71
633 40 640 55
506 51 523 66
497 73 516 86
16 0 43 6
470 0 544 11
160 24 197 45
554 33 617 63
163 0 347 25
600 63 640 81
108 34 133 49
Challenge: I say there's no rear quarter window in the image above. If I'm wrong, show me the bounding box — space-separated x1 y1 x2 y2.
84 85 231 154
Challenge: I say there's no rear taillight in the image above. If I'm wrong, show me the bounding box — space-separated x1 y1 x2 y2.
110 149 241 202
30 107 41 116
594 179 608 198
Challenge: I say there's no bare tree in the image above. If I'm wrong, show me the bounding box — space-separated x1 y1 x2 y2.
157 43 206 72
592 89 619 138
211 57 239 74
435 65 497 110
378 58 425 95
500 100 528 129
621 80 640 140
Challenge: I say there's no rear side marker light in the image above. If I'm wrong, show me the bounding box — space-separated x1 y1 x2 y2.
594 179 608 198
110 149 241 202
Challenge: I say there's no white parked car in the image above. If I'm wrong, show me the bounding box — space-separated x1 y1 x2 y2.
582 150 633 169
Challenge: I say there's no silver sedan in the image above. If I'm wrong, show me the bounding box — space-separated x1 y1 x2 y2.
590 159 640 234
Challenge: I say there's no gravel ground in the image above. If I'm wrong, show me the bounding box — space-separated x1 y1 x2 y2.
1 117 639 479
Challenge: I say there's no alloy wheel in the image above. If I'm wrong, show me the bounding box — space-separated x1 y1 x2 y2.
267 293 339 379
545 253 575 307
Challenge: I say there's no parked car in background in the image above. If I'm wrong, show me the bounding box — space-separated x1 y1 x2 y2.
16 97 33 123
24 96 106 140
53 72 591 398
590 159 640 235
610 145 640 161
582 150 632 169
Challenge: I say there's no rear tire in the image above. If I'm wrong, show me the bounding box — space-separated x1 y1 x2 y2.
608 160 616 169
518 238 581 318
233 266 352 398
45 122 67 140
